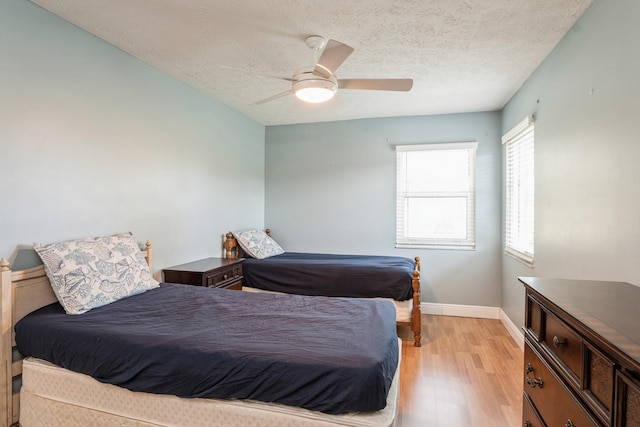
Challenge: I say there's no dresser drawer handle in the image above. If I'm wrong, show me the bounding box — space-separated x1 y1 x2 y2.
553 336 566 347
565 420 574 427
223 274 228 280
525 363 534 374
526 376 544 389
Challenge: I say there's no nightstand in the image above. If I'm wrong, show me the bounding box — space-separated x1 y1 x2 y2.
163 258 244 290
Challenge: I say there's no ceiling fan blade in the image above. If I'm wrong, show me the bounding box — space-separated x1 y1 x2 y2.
338 79 414 91
221 65 293 82
313 39 354 77
253 89 293 105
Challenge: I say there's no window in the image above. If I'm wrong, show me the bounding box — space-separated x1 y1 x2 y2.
396 142 477 249
503 115 535 266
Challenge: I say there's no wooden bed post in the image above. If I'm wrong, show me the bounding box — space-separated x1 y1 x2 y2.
1 258 13 427
224 232 238 259
412 266 422 347
144 240 153 273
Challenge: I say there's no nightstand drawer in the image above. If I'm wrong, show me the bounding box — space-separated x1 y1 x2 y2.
207 266 242 288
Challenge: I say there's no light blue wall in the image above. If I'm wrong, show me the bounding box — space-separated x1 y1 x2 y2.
0 0 265 274
501 0 640 328
265 113 503 306
4 0 634 323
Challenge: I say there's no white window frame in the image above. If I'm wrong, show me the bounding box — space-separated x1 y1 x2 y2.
503 115 535 267
396 142 477 250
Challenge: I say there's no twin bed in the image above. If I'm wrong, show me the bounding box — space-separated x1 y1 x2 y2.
0 235 402 427
224 230 422 347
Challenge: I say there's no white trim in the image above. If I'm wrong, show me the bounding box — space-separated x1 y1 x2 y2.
395 243 475 251
504 247 534 268
501 115 534 144
396 142 477 249
500 308 524 351
421 302 500 319
396 141 478 152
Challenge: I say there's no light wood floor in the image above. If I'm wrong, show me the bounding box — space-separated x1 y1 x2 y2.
396 315 524 427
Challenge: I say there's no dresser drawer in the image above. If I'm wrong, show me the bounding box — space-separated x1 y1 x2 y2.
526 295 544 341
616 370 640 427
525 340 599 427
584 344 615 425
543 311 583 384
523 392 545 427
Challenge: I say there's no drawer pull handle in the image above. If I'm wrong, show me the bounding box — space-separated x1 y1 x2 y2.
523 421 531 427
526 376 544 389
553 336 566 347
565 420 574 427
525 363 534 374
223 274 228 280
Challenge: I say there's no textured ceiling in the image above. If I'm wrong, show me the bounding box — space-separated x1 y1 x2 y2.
30 0 592 126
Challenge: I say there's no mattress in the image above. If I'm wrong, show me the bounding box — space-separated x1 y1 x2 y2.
16 283 399 414
242 252 415 300
20 352 400 427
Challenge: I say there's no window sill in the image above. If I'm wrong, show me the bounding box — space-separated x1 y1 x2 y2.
504 248 534 268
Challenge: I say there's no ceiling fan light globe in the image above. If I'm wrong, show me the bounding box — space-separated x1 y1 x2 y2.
292 74 337 103
295 86 336 103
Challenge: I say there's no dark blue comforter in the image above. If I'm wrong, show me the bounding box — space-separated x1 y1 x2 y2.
243 252 415 301
15 283 398 414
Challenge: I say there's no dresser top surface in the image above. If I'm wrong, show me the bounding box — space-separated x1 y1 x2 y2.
164 257 244 273
520 276 640 365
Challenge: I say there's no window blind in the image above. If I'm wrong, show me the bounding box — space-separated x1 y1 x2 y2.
504 116 535 266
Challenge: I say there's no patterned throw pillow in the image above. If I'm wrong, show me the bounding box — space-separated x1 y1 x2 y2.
232 229 285 259
34 232 159 315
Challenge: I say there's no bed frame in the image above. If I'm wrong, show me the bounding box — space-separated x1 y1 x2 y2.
0 243 154 427
223 230 422 347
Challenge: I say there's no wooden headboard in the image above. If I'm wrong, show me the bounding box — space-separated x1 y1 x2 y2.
0 241 153 427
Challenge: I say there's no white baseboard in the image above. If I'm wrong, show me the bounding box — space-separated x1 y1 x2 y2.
499 308 524 351
421 302 500 319
420 302 524 351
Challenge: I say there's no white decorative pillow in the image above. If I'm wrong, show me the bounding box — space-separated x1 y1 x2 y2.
232 229 285 259
34 232 159 315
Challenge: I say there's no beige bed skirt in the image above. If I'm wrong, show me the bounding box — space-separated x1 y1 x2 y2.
20 349 400 427
241 286 413 323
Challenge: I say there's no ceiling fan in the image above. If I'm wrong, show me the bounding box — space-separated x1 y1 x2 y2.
253 36 414 105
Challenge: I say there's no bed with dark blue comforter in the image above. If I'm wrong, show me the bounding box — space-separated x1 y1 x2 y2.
15 283 398 415
242 252 416 301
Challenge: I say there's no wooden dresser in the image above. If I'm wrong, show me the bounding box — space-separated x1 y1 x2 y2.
520 277 640 427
